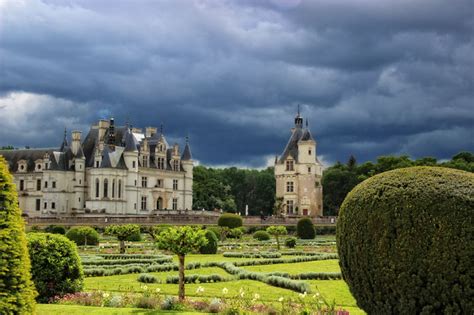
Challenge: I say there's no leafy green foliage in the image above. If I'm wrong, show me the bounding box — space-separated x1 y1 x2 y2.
66 226 99 246
337 167 474 314
297 217 315 239
285 237 297 248
227 227 243 239
0 156 37 313
27 233 83 302
253 230 271 241
323 152 474 215
105 224 140 253
193 165 275 215
217 213 243 229
45 225 66 235
199 230 218 254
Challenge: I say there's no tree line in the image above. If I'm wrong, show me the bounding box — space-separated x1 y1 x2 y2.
193 151 473 216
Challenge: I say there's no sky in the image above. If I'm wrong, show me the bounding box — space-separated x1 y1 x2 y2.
0 0 473 168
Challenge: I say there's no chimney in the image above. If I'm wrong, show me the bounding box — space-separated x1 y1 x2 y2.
145 127 157 138
71 131 82 155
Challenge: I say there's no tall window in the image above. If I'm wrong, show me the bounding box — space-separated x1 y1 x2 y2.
44 181 48 188
36 199 40 211
103 179 108 198
142 156 148 168
173 160 179 171
173 179 178 190
286 160 294 171
286 181 294 193
172 198 178 210
95 179 100 198
142 176 148 188
118 180 122 199
52 181 56 188
286 200 294 214
132 161 136 168
308 149 312 155
44 202 47 209
308 166 311 173
36 179 41 191
51 202 56 209
156 179 163 188
19 179 24 191
157 157 165 169
141 196 147 210
112 179 115 198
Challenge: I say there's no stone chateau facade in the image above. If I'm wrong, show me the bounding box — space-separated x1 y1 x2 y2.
0 118 193 217
274 111 323 217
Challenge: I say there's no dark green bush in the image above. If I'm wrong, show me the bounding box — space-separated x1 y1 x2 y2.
199 230 218 254
296 217 315 239
337 167 474 314
0 156 37 313
227 227 244 239
66 226 99 246
285 237 297 248
253 230 271 241
27 233 83 302
217 213 243 229
45 225 67 235
126 230 142 242
315 225 336 235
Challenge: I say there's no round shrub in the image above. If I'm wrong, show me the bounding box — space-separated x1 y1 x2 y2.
137 273 160 284
45 225 66 235
217 213 243 229
337 167 474 314
199 230 218 254
0 156 37 313
27 233 83 302
66 226 99 246
253 230 270 241
296 217 315 239
126 230 142 242
285 237 297 248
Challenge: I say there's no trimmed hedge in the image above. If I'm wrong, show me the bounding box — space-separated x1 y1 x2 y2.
66 226 99 246
0 156 37 313
217 213 243 229
223 252 281 259
337 167 474 314
296 217 315 239
166 274 229 284
27 233 83 302
285 237 297 248
199 230 218 254
137 273 160 283
253 230 271 241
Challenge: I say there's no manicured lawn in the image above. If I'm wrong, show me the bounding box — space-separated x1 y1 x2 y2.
37 304 204 314
241 259 341 274
309 280 358 308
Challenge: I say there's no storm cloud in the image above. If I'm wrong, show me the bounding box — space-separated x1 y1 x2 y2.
0 0 473 167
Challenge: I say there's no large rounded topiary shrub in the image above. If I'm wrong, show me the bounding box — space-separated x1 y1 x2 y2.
199 230 218 254
27 233 84 302
0 156 37 313
296 217 315 239
65 226 99 246
217 213 243 229
253 230 270 241
337 167 474 314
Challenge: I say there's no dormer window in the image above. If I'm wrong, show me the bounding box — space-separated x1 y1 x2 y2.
286 160 294 171
17 160 27 173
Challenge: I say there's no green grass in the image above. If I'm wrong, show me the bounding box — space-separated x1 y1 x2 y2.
241 259 341 274
37 304 203 314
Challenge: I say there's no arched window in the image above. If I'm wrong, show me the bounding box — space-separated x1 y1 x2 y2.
103 179 108 198
112 179 116 198
118 180 122 199
95 179 100 198
157 197 163 210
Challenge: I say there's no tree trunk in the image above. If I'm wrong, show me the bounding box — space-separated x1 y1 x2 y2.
276 235 280 250
120 240 125 254
178 254 185 301
84 236 88 247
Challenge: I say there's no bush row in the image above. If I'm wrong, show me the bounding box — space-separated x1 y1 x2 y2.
222 252 281 259
84 261 204 277
81 257 172 266
98 254 169 260
289 272 342 280
137 273 161 283
166 274 230 284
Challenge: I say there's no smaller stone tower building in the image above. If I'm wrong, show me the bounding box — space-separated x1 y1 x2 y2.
274 110 323 217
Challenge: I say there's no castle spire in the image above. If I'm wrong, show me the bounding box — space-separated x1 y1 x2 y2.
294 105 303 128
60 128 68 152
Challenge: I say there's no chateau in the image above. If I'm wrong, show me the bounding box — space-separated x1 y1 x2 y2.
274 111 323 217
0 118 193 217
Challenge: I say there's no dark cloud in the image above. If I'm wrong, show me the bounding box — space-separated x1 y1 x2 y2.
0 0 473 167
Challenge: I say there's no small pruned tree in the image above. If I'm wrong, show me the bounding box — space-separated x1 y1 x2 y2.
105 224 140 254
267 225 287 250
156 226 207 301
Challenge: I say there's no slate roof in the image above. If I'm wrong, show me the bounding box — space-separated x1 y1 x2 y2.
181 142 192 161
278 116 316 164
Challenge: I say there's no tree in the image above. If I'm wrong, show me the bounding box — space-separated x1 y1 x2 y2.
273 197 284 216
66 226 99 246
297 217 316 239
337 167 474 314
266 226 287 250
0 156 37 313
105 224 140 254
347 155 357 170
156 226 207 301
27 233 83 302
217 213 243 229
199 230 218 254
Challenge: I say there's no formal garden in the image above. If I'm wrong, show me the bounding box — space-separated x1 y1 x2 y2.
1 153 473 314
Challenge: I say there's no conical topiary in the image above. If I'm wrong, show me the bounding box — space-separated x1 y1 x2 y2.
0 156 37 313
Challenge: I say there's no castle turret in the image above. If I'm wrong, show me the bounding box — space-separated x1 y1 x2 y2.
181 137 193 210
